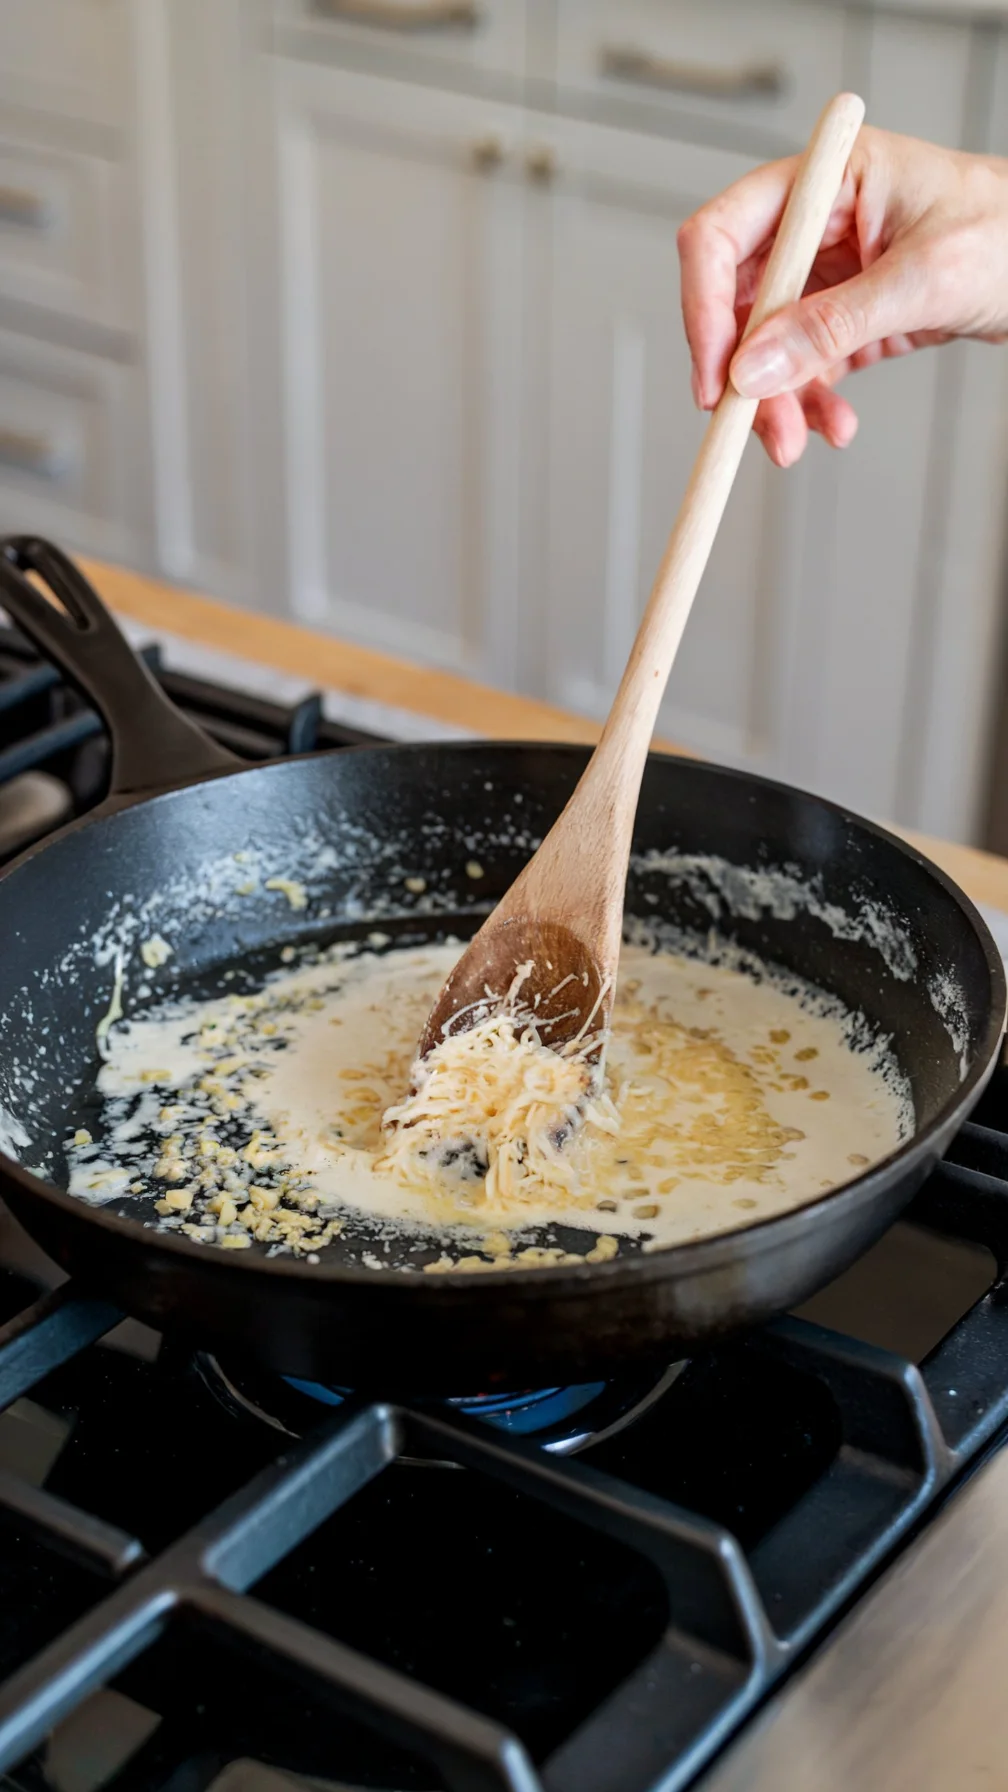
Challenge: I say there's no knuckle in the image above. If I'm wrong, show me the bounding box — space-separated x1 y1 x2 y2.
676 213 703 256
803 295 861 361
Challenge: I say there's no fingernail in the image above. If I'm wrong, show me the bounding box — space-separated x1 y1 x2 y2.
690 364 703 409
731 339 800 399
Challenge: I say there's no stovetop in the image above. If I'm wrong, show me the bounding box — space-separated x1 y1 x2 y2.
0 618 392 862
2 624 1008 1792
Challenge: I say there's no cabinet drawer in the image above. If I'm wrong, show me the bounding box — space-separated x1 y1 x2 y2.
0 0 129 130
554 0 848 148
0 132 134 331
0 333 147 554
271 0 527 86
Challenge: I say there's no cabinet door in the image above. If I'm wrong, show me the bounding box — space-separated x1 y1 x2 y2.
0 329 151 564
528 119 793 771
531 18 1003 840
264 60 526 681
796 9 994 839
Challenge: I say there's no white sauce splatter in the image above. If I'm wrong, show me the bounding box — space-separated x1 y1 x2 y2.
139 935 173 970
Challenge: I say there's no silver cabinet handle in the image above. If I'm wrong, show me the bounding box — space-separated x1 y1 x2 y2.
600 45 786 102
0 428 69 480
0 186 54 231
312 0 478 30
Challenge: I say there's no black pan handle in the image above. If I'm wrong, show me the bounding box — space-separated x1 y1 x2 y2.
0 537 242 801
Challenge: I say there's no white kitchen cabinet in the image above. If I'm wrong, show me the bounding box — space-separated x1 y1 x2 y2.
518 12 1008 834
0 0 131 130
0 0 153 570
261 58 528 680
0 127 136 333
524 120 794 770
0 0 161 577
0 329 151 564
520 105 992 811
784 10 1008 833
551 0 848 150
270 0 529 90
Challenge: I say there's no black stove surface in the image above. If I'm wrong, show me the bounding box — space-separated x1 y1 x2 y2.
1 633 1008 1792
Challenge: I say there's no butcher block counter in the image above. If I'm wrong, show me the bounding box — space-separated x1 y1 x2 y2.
81 555 1008 920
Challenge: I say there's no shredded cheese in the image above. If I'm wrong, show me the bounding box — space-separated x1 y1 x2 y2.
380 1010 620 1206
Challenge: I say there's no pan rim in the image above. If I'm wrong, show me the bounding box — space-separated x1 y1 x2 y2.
0 741 1004 1293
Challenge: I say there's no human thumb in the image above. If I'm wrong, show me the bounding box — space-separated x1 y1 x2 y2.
730 265 905 399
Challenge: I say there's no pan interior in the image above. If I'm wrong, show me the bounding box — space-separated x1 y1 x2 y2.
0 747 998 1274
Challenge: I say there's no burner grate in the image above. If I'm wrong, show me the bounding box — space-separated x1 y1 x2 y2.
1 1073 1008 1791
0 627 388 861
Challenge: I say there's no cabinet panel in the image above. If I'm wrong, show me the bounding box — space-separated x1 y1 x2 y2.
272 63 525 677
0 0 130 130
788 9 981 830
272 0 527 87
529 22 1004 844
0 331 150 562
786 352 948 824
534 126 787 767
0 126 134 330
553 0 848 149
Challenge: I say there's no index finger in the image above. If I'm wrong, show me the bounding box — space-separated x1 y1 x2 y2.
678 156 799 408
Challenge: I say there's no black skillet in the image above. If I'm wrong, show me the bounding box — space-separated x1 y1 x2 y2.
0 537 1003 1395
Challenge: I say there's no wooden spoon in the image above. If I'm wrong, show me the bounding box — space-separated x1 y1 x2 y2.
420 92 866 1065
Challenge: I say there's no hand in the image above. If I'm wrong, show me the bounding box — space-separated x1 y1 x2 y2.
677 126 1008 466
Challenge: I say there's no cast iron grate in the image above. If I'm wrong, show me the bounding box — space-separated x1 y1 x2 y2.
0 625 385 834
1 1069 1008 1792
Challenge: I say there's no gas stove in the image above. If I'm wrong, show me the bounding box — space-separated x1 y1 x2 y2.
0 617 393 862
1 621 1008 1791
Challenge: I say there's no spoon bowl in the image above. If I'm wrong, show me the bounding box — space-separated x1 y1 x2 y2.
419 915 609 1060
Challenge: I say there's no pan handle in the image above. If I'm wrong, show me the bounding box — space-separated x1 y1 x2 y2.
0 537 242 801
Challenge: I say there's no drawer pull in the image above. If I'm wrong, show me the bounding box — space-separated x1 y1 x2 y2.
312 0 478 30
471 134 504 170
0 186 54 231
0 428 69 480
525 145 557 183
600 45 786 102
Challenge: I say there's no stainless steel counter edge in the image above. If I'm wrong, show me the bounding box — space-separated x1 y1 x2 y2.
698 1440 1008 1790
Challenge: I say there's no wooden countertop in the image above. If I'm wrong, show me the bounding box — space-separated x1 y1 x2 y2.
81 555 1008 917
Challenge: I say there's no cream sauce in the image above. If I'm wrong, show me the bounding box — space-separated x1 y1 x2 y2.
65 939 912 1264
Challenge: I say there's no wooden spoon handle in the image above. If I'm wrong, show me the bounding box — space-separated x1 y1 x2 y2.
595 90 866 781
485 91 866 985
418 94 866 1055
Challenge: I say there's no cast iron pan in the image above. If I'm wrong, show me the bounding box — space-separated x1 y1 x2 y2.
0 538 1003 1394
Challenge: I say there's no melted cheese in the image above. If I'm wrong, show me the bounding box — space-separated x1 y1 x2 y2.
65 938 912 1264
380 1009 618 1205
